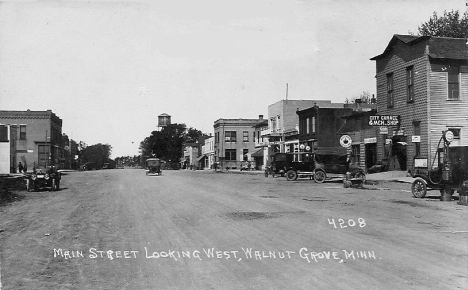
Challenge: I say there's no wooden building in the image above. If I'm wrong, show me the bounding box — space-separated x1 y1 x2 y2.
371 35 468 171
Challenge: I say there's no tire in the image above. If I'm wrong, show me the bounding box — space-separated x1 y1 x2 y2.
286 170 298 181
51 179 56 192
314 170 326 183
411 178 427 198
354 171 366 181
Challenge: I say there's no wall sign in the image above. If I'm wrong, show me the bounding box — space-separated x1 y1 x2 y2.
340 135 352 148
412 136 420 143
364 137 377 144
369 115 400 126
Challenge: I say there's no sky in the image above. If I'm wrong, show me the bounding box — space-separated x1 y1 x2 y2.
1 0 468 158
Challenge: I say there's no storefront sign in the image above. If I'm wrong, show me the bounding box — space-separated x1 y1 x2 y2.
364 137 377 144
368 115 400 126
412 136 420 143
379 127 388 134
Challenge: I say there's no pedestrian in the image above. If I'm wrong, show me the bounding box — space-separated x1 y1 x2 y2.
18 162 24 173
247 161 252 171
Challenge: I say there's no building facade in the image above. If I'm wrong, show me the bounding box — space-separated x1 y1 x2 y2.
0 110 63 169
201 136 215 169
213 116 264 170
264 100 345 157
371 35 468 171
0 124 17 173
296 106 353 153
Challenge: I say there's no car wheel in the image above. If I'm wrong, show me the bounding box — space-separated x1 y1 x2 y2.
55 179 60 191
354 171 366 181
51 179 56 192
411 178 427 198
286 170 298 181
314 170 326 183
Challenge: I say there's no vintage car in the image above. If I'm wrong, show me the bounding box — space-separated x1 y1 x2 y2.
26 165 61 191
265 150 365 182
146 158 162 175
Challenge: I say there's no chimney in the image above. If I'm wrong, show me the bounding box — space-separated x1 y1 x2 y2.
259 115 263 120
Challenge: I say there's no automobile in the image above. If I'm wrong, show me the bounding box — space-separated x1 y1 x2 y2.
81 162 97 171
145 158 162 175
26 165 61 191
266 150 365 182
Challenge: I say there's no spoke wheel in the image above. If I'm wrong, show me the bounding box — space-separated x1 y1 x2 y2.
314 170 326 183
286 170 298 181
354 171 366 181
411 178 427 198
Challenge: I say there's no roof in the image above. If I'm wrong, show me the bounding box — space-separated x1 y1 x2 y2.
371 34 468 60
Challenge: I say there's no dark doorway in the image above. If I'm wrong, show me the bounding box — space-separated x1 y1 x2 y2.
365 143 377 169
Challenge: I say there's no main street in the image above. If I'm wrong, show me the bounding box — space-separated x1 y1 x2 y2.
1 169 467 290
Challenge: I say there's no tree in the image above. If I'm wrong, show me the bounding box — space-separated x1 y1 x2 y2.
417 10 468 38
82 143 112 168
139 123 207 163
345 91 373 104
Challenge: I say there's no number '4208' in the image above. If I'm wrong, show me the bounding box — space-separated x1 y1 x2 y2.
328 218 366 228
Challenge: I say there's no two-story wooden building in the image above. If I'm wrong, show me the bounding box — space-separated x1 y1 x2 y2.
371 35 468 171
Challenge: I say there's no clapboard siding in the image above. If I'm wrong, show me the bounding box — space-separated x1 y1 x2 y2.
429 72 468 167
375 50 429 169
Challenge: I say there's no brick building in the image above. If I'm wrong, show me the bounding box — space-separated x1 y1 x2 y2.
0 110 63 169
371 35 468 171
214 116 264 170
296 106 353 154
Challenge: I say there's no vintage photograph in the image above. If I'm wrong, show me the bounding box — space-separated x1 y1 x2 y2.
0 0 467 289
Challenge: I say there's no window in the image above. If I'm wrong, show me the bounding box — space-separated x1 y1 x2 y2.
243 131 249 142
407 66 414 102
253 131 255 142
387 73 394 107
20 125 26 140
352 145 360 164
271 118 276 132
38 144 50 167
225 149 236 161
448 65 460 100
243 149 248 161
225 131 236 142
215 132 219 144
312 117 316 133
413 121 421 156
449 128 461 140
306 118 310 134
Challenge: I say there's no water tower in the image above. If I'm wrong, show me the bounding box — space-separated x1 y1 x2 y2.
158 113 171 129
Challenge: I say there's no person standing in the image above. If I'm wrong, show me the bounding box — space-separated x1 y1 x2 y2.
18 162 24 173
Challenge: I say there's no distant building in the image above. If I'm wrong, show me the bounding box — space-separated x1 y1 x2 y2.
201 136 215 169
0 110 63 169
264 99 345 157
214 116 264 170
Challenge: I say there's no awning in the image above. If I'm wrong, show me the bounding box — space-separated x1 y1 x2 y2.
250 148 264 157
197 155 206 162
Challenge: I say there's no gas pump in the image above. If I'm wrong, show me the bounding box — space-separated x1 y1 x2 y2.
440 130 454 201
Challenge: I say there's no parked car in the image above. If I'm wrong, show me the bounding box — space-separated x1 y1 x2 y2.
26 165 61 191
266 150 365 182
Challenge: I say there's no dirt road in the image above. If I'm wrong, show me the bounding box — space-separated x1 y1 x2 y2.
0 169 467 289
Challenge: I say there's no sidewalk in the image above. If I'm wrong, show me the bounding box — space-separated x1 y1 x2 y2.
225 168 415 183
